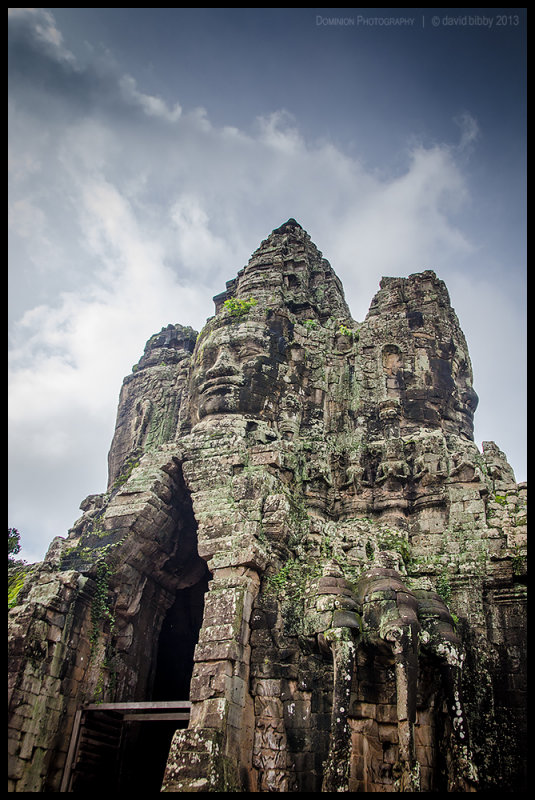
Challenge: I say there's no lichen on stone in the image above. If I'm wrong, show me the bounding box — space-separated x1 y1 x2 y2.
8 220 526 793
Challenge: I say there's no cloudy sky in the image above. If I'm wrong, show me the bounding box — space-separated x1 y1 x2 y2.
9 8 526 562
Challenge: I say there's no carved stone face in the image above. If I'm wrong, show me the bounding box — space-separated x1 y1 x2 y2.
188 312 294 422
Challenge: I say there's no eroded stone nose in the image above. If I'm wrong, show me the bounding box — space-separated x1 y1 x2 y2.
206 350 239 379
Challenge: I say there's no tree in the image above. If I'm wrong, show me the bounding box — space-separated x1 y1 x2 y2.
9 528 29 610
8 527 24 566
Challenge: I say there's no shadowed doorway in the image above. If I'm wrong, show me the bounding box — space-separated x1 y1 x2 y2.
117 573 210 792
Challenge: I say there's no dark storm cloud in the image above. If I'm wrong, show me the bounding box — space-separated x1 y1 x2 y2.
9 9 109 116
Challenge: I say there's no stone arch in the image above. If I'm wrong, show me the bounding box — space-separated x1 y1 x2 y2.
100 455 211 700
8 454 211 792
80 456 211 793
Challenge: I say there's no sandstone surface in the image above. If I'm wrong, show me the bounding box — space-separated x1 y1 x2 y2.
8 220 526 792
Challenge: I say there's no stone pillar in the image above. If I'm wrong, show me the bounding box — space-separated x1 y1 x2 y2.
415 588 478 791
162 564 262 791
439 662 478 792
321 627 357 792
392 641 420 792
357 566 422 792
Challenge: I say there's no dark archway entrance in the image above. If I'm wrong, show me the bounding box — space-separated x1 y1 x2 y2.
63 572 209 793
62 459 211 792
118 574 210 792
152 575 209 701
62 702 191 792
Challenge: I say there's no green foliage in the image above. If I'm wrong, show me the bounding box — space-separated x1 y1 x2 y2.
8 528 24 566
8 528 28 609
112 456 140 488
303 319 318 331
8 570 28 610
223 296 258 318
377 529 412 567
264 557 312 636
436 572 453 605
265 558 298 593
511 544 527 574
89 561 116 659
338 323 359 341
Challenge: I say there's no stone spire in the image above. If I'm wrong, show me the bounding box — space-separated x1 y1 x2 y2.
359 269 479 441
107 324 197 489
214 219 351 322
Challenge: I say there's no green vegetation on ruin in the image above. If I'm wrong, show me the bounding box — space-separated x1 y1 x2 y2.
223 296 258 318
112 455 141 488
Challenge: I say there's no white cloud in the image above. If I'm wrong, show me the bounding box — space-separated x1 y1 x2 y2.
8 8 525 560
169 195 236 272
448 271 526 481
119 74 182 122
9 196 47 241
256 109 305 153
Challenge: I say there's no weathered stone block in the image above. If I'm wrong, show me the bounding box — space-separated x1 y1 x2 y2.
8 221 526 794
376 703 398 724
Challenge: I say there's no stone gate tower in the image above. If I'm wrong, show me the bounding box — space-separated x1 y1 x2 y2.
8 220 526 792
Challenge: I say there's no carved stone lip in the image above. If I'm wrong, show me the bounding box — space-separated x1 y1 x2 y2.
200 376 243 395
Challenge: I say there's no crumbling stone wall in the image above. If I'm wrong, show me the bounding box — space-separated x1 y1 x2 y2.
9 452 209 791
8 220 526 792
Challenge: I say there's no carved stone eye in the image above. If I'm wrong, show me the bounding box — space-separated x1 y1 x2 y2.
238 343 265 361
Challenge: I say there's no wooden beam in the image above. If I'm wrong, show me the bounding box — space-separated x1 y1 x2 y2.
122 712 190 722
59 709 83 793
82 700 191 712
